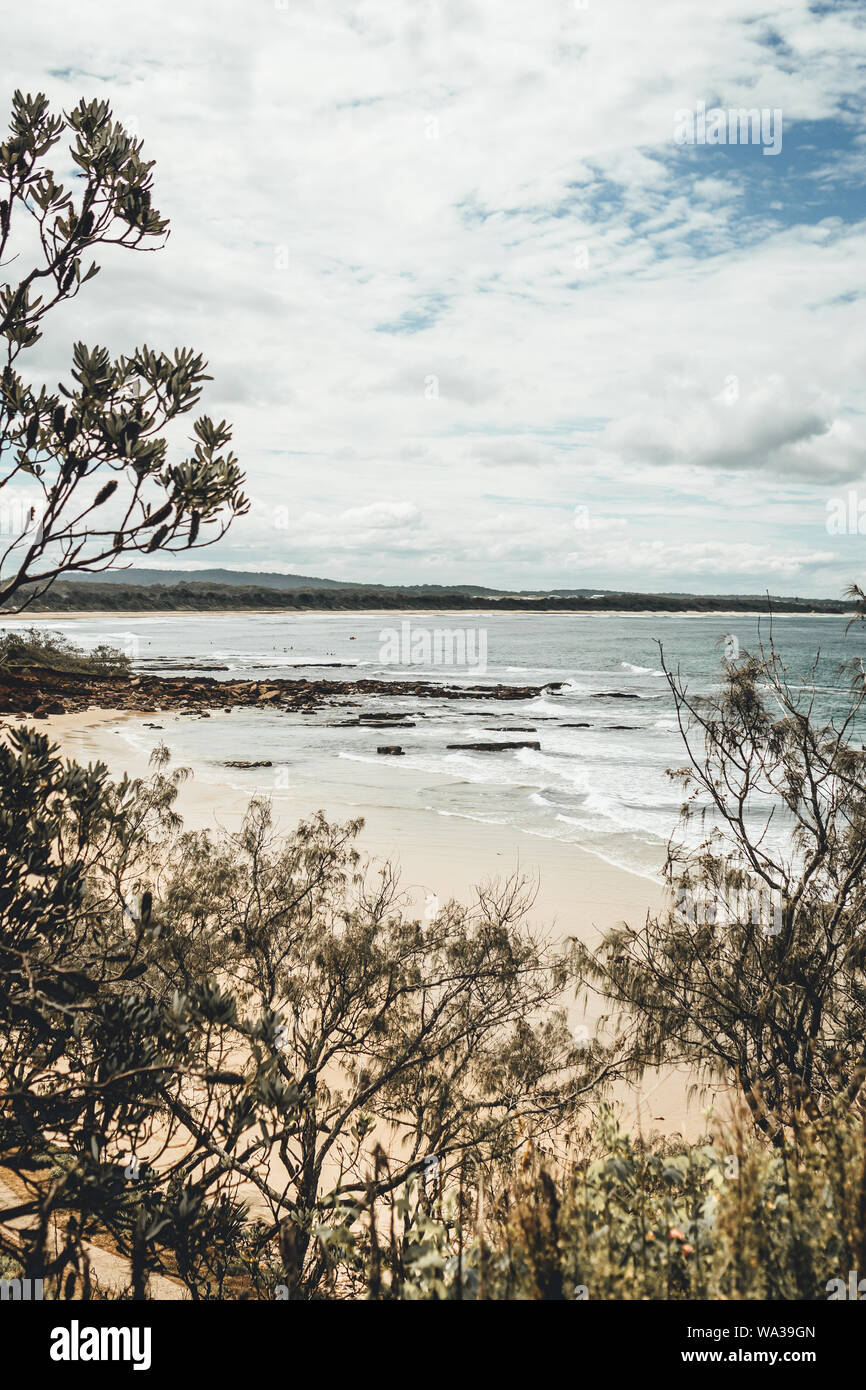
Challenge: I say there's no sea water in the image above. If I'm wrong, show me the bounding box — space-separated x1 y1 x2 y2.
6 609 862 879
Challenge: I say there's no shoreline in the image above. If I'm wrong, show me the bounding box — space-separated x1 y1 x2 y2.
2 607 846 620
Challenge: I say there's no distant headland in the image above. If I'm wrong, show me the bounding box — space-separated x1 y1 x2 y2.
0 568 850 615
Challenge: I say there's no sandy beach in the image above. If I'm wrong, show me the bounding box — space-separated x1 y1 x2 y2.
14 607 843 621
30 705 721 1139
38 707 659 926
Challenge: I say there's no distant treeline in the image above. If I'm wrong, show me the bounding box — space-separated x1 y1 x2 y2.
2 580 850 615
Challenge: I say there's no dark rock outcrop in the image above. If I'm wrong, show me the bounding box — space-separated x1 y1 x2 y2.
446 740 541 752
0 668 544 717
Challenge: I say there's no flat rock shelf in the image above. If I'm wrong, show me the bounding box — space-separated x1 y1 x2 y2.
0 668 547 718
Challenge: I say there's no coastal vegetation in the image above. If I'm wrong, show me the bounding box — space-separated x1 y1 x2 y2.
0 91 247 613
0 90 863 1304
351 1103 866 1301
2 624 866 1299
3 578 849 615
0 626 129 677
577 637 866 1143
0 736 598 1298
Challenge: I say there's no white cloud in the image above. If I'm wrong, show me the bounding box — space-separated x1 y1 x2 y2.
1 0 864 593
340 502 420 529
568 539 838 579
604 375 857 479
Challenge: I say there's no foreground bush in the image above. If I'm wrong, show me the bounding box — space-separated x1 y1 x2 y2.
0 731 599 1298
368 1105 866 1301
578 635 866 1142
0 626 130 676
2 622 866 1299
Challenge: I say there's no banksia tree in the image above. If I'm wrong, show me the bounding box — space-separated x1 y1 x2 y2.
0 90 247 609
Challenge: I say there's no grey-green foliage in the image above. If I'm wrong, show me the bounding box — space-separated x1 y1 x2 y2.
0 91 247 611
148 797 600 1297
0 737 597 1299
375 1104 866 1301
0 625 129 675
577 636 866 1141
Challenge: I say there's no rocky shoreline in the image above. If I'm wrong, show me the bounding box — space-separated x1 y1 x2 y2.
0 667 546 719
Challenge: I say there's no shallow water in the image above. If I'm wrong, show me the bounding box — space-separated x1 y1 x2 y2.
7 609 863 878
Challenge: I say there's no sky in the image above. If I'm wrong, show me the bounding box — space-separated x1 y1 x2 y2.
2 0 866 595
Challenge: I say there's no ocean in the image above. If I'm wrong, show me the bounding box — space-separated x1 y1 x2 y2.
7 609 863 880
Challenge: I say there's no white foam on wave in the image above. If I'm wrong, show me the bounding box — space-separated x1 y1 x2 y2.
620 661 665 677
504 665 576 674
524 690 583 712
529 790 553 807
338 748 522 786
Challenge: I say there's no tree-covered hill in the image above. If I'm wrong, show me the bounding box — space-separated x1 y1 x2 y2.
4 579 849 614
